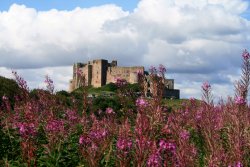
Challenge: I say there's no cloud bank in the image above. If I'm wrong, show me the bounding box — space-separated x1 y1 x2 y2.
0 0 250 99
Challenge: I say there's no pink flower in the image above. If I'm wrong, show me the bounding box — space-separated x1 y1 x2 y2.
2 95 8 100
46 119 64 133
242 49 250 60
229 162 243 167
236 162 243 167
89 129 108 140
159 139 167 150
106 107 115 114
158 64 166 74
147 151 161 167
66 109 78 122
19 124 25 135
235 96 246 105
202 81 211 91
116 138 133 153
17 123 37 137
159 139 176 152
79 136 84 145
79 135 91 145
136 98 148 107
44 75 54 93
115 77 127 87
75 68 82 76
149 66 157 74
180 130 190 140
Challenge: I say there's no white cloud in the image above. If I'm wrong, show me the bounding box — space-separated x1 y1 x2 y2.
0 0 249 99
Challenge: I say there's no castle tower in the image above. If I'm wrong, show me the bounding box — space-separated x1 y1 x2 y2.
91 60 108 87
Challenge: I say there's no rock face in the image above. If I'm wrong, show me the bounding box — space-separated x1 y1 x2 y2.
69 59 144 92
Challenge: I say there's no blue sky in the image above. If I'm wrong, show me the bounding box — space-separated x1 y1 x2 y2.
1 0 250 21
0 0 139 12
0 0 250 99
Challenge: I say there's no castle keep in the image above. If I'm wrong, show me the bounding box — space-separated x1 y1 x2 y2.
69 59 144 91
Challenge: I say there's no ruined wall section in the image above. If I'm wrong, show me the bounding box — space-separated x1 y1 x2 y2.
106 66 144 84
69 63 86 91
164 79 174 89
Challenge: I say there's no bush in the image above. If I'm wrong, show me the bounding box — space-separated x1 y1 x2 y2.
0 76 20 106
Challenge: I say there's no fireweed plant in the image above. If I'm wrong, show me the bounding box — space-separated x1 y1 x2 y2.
0 50 250 166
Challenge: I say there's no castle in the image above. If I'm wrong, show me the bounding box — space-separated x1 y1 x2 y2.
69 59 179 99
69 59 144 91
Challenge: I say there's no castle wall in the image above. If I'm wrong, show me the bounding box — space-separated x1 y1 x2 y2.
106 66 144 84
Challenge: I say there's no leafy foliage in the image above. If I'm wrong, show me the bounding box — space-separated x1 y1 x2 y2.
0 76 20 106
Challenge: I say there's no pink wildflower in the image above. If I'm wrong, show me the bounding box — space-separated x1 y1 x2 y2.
180 130 190 140
136 98 148 107
17 123 36 137
79 136 84 145
159 139 176 151
44 75 54 93
242 49 250 60
46 119 64 133
202 81 211 91
159 139 167 150
66 109 78 122
106 107 115 114
229 162 243 167
89 129 108 140
236 162 243 167
115 77 127 87
149 66 157 74
79 135 91 145
75 68 82 76
235 96 246 105
147 151 161 167
158 64 166 74
19 124 25 135
116 138 133 153
2 95 8 100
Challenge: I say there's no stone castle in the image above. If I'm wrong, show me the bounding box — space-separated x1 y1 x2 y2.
69 59 144 91
69 59 179 98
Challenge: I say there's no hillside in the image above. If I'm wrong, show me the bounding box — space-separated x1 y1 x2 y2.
0 76 20 106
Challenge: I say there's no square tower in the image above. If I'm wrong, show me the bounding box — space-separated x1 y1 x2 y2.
91 59 108 87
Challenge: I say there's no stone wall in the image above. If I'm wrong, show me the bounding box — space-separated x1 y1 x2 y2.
69 59 145 91
106 66 144 84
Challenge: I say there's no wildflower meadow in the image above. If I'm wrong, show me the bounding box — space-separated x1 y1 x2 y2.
1 50 250 166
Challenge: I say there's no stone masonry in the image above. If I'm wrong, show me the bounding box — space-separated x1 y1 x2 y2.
69 59 144 91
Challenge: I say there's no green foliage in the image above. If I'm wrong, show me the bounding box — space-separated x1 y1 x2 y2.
126 83 140 92
56 90 72 107
190 128 206 167
89 83 118 93
92 96 121 113
0 127 21 165
0 76 20 106
162 99 197 111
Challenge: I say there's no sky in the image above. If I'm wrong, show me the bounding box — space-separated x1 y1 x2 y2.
0 0 250 100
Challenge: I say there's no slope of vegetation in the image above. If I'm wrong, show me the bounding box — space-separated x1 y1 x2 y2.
0 76 20 106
